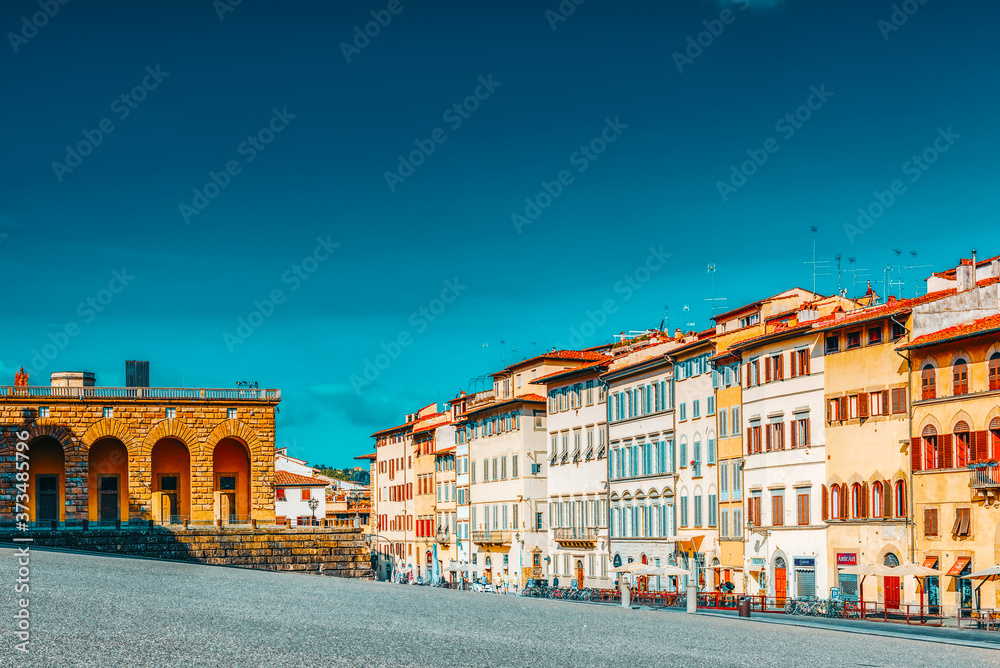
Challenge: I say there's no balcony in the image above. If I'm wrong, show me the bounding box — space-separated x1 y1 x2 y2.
970 462 1000 490
0 386 280 402
471 530 512 546
435 529 452 544
554 527 598 546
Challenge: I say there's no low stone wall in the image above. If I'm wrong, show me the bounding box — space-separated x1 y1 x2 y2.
0 527 372 578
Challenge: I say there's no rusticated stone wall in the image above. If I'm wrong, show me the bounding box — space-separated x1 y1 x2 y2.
0 527 372 578
0 395 278 522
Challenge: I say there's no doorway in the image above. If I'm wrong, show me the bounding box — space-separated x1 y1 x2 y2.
774 557 787 606
576 560 585 590
884 553 901 610
98 475 119 523
37 475 59 522
159 474 180 523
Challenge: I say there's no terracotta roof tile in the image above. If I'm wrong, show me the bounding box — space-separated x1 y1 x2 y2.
530 357 612 385
494 350 608 375
355 453 377 461
898 313 1000 350
275 470 327 486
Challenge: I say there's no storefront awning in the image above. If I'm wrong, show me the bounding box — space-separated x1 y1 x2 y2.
946 556 971 577
921 556 939 570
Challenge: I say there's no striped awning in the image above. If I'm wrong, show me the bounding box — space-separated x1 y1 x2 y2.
946 557 971 577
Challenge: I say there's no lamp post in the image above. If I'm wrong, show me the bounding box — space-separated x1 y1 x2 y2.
308 498 319 526
747 519 772 599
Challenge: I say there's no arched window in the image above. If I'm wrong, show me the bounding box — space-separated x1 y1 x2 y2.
922 425 939 470
872 482 883 517
953 359 969 396
990 353 1000 391
884 552 900 568
851 483 866 519
830 485 841 519
954 421 972 468
991 418 1000 461
921 364 936 400
894 480 906 518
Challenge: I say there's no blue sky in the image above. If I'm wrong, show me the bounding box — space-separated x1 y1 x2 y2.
2 0 997 467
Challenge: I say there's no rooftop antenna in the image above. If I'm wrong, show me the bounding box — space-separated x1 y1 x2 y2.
900 251 932 298
659 305 669 333
705 263 728 316
803 226 831 295
836 254 843 296
842 257 870 297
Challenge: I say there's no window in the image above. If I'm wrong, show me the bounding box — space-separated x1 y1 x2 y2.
954 422 972 468
693 400 700 419
791 348 810 377
102 407 112 419
870 391 883 416
731 407 741 435
952 507 971 537
227 408 237 419
867 326 883 345
720 463 729 501
924 508 938 537
991 353 1000 391
953 359 969 396
922 425 940 470
891 387 907 414
891 321 906 341
747 423 762 455
771 491 784 526
707 396 715 415
721 509 730 537
845 331 861 350
166 407 176 419
680 496 689 527
748 491 761 527
848 395 859 420
679 403 687 421
921 365 936 400
732 460 742 500
719 408 728 437
791 417 809 448
694 495 703 526
825 334 840 354
276 488 286 501
796 489 810 526
850 483 865 519
707 439 716 465
302 488 311 501
828 398 841 423
708 495 717 527
830 485 841 520
585 380 594 406
38 406 50 419
733 509 742 537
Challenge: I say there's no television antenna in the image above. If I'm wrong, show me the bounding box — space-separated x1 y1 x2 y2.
705 263 727 316
842 257 870 297
899 250 932 298
803 227 831 294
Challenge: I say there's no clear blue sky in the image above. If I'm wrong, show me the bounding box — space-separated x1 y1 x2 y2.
2 0 997 467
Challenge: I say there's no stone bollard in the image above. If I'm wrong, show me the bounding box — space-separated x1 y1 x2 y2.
686 580 697 614
251 519 257 530
82 519 89 531
183 519 189 530
216 519 223 529
285 518 291 529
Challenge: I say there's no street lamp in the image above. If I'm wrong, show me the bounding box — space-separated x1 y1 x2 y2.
308 498 319 526
747 518 772 595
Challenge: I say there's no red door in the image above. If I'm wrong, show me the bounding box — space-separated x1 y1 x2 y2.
884 576 900 609
774 568 787 606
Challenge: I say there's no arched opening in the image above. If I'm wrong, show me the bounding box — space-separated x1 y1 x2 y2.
921 365 936 400
990 353 1000 391
151 438 190 523
991 418 1000 460
954 421 972 468
883 552 901 609
774 556 787 605
894 480 906 518
851 483 865 519
576 559 585 590
872 482 883 518
922 425 939 470
830 485 841 519
88 438 129 524
213 438 251 524
953 359 969 396
29 437 65 523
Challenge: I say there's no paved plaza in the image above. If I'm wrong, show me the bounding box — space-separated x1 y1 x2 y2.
4 547 999 667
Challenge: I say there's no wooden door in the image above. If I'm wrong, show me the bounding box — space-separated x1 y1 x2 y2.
884 576 900 609
99 476 119 522
774 567 787 606
37 475 58 522
576 561 584 589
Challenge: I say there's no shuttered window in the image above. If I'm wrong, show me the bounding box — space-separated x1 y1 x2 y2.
921 366 936 400
924 508 938 537
953 359 969 396
991 354 1000 391
797 490 810 526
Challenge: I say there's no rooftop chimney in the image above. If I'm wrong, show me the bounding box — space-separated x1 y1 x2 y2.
674 328 682 339
50 371 95 388
957 258 975 292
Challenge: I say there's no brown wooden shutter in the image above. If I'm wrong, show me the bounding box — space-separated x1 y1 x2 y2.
790 352 797 378
911 437 921 471
880 390 889 415
941 434 953 469
861 484 869 518
840 485 849 519
839 397 847 421
924 508 937 536
803 351 810 375
804 418 810 447
777 355 784 380
765 357 771 383
790 420 798 449
822 485 829 520
975 430 990 463
858 392 869 418
826 399 832 424
765 425 772 451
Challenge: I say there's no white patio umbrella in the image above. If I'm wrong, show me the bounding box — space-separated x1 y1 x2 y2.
838 564 893 617
962 565 1000 611
610 562 648 573
887 563 942 618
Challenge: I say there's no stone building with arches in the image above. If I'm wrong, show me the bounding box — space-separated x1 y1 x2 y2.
1 370 279 525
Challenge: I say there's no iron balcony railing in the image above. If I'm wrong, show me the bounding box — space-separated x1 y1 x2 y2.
970 462 1000 489
471 530 512 545
554 527 598 543
436 530 452 543
1 386 280 401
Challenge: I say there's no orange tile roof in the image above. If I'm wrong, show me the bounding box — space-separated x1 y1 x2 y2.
275 470 327 486
433 445 457 455
459 393 547 417
494 350 608 375
931 254 1000 279
898 313 1000 350
529 357 612 385
355 453 377 461
814 288 956 331
370 421 415 438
